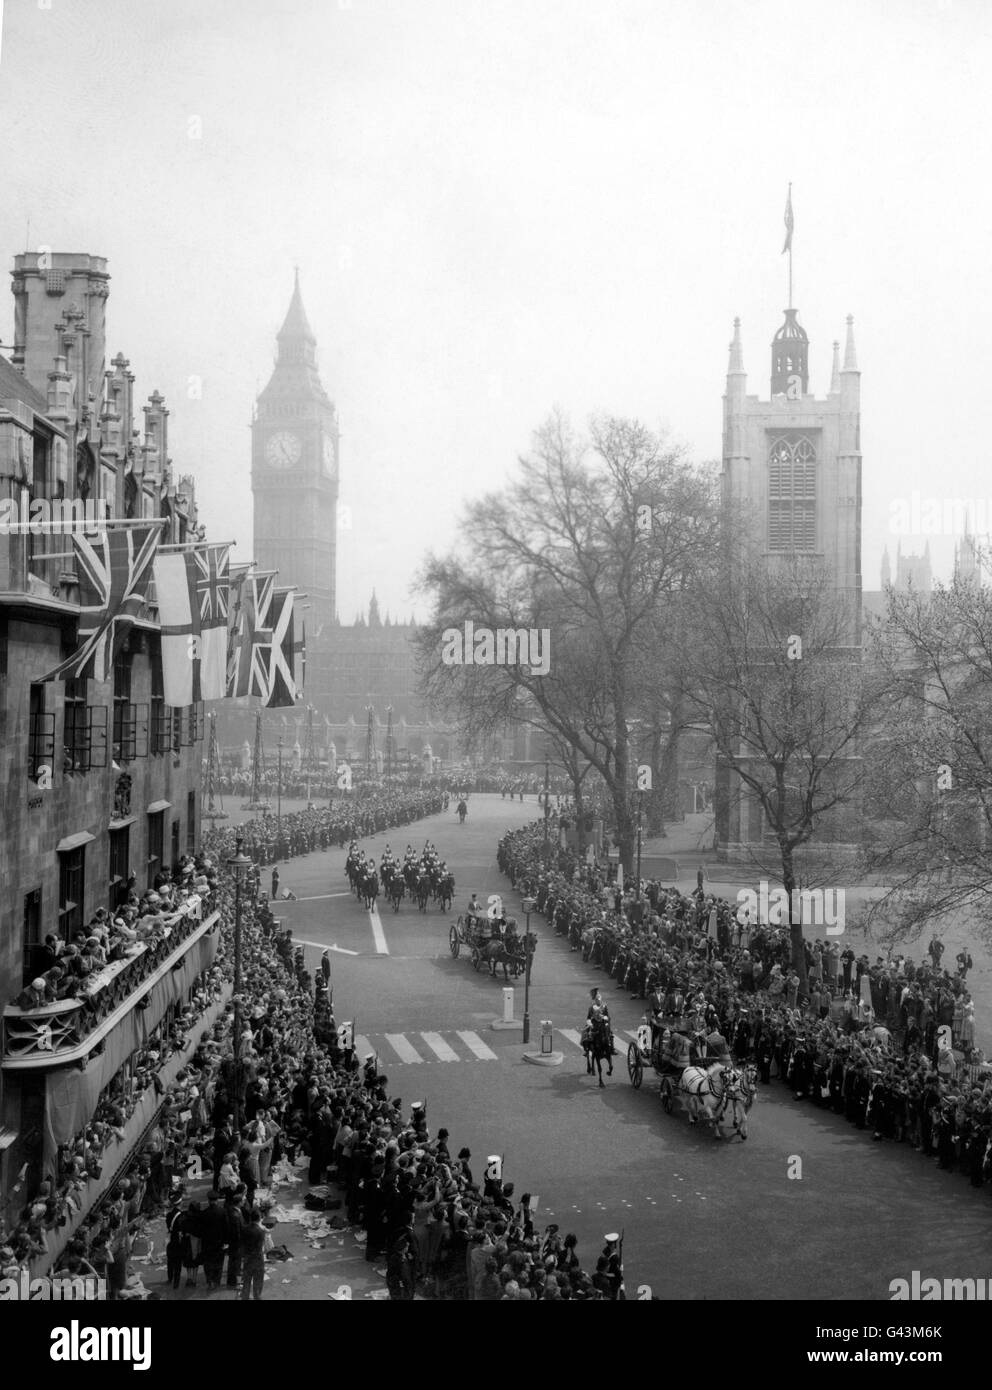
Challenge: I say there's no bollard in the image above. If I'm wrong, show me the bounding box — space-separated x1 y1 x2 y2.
541 1020 553 1055
502 987 514 1023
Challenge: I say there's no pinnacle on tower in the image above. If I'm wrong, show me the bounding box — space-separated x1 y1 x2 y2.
728 317 744 375
829 341 841 394
843 314 858 371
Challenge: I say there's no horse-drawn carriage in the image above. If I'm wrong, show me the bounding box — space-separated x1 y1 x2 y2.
626 1021 756 1140
448 911 528 981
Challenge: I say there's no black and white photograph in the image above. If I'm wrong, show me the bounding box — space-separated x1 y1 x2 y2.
0 0 990 1358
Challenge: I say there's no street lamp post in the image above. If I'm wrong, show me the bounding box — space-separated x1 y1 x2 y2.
226 832 253 1131
521 896 537 1045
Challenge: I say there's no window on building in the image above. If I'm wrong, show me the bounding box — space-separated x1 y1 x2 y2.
148 638 170 755
171 818 181 868
28 683 55 783
768 435 817 552
147 810 164 888
63 673 88 771
187 790 196 853
113 651 134 760
109 826 130 911
22 888 42 984
0 612 8 680
58 847 85 937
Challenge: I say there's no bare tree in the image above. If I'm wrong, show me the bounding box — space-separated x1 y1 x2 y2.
683 549 879 986
859 575 992 952
414 409 719 871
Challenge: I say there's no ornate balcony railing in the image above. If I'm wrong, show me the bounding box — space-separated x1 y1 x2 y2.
2 895 216 1067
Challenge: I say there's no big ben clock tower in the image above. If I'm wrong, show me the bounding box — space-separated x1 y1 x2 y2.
251 271 339 699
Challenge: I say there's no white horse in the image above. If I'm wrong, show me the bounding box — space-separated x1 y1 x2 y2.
679 1063 750 1139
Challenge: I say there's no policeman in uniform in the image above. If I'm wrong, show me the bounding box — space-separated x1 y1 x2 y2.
602 1234 623 1300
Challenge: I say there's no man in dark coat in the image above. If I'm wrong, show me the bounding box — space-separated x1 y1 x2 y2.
199 1191 229 1290
224 1189 247 1288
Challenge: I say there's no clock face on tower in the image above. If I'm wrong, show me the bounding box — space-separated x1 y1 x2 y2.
322 433 337 478
265 431 302 469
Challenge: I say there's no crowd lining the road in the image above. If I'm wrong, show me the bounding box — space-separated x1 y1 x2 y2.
2 788 624 1299
499 822 992 1190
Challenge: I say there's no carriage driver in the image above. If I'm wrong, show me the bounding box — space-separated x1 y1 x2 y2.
467 893 482 921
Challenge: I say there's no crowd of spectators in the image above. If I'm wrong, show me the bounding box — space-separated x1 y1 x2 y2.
499 822 992 1191
4 784 624 1299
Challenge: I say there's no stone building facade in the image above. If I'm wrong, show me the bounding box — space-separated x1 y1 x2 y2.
0 250 221 1247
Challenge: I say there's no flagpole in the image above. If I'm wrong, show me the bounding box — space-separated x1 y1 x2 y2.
158 539 236 551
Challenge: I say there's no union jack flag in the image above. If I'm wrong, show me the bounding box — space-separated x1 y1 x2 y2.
194 543 230 627
264 587 298 708
39 523 162 683
227 570 275 699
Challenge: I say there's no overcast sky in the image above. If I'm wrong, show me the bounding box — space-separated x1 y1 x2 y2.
2 0 990 618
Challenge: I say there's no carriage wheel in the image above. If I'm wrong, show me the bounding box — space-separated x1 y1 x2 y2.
660 1076 674 1113
471 946 483 971
449 924 460 958
627 1043 643 1089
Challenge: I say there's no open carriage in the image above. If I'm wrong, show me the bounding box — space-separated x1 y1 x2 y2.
626 1020 756 1139
449 912 528 978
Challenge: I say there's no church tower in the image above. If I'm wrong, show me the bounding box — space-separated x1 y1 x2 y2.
721 309 862 640
718 293 863 861
251 272 339 649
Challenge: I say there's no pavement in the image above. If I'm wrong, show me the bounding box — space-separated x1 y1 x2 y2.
142 794 992 1301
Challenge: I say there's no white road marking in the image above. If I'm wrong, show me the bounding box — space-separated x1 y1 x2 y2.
456 1030 498 1061
354 1035 376 1060
369 905 389 955
559 1029 585 1050
420 1032 459 1062
384 1033 423 1064
293 892 354 901
294 938 358 955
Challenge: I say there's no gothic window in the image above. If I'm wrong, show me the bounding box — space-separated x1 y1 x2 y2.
768 435 816 552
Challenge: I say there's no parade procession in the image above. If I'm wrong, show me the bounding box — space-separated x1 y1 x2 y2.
2 0 991 1369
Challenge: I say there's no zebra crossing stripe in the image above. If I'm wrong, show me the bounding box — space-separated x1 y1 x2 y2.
384 1033 424 1064
558 1029 585 1050
354 1035 376 1061
456 1030 498 1061
420 1032 459 1062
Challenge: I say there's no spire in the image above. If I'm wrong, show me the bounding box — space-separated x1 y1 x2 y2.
842 314 858 371
728 317 744 375
277 270 316 344
369 590 381 628
829 340 841 394
880 547 891 588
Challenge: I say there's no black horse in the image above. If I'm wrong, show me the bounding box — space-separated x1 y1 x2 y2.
582 1015 615 1087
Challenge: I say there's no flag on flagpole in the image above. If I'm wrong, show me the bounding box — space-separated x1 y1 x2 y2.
194 543 230 699
227 570 275 699
153 551 198 706
782 183 794 254
152 544 230 705
39 523 161 683
225 563 249 695
265 586 298 707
